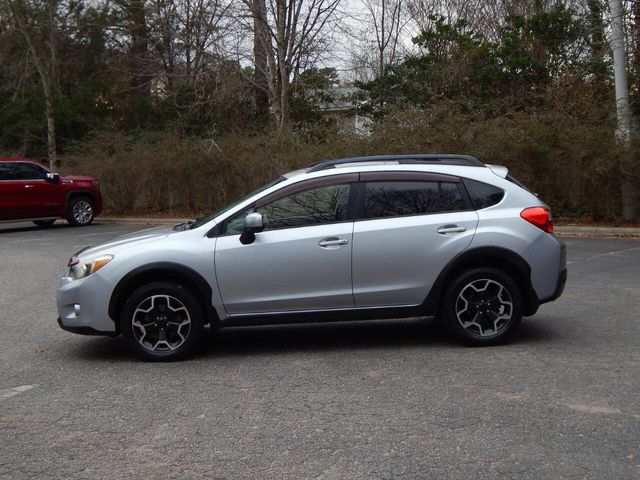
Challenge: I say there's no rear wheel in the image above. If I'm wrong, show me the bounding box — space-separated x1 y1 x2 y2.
442 268 522 346
67 196 95 226
120 282 204 361
33 219 56 227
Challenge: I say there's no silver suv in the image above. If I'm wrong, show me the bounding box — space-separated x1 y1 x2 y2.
57 155 566 360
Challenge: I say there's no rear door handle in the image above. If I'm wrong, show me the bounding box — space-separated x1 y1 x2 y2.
318 237 348 247
24 184 35 189
437 225 466 234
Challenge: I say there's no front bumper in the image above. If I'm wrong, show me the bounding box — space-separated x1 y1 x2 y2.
57 317 117 336
56 270 118 336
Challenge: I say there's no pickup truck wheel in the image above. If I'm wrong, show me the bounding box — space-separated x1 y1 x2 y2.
33 219 56 227
67 197 95 226
120 282 204 361
442 268 522 346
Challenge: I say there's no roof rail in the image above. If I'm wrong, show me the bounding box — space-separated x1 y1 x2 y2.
307 154 484 172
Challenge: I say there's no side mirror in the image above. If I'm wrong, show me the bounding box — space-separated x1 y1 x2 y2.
244 212 263 232
45 172 60 184
240 212 263 245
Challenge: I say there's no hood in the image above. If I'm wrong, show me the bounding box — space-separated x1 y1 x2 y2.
77 226 174 259
61 174 96 183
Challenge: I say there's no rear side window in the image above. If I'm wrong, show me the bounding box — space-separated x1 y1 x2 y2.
463 179 504 209
363 181 467 219
0 163 15 181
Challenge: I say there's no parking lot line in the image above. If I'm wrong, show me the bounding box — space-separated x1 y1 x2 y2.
569 245 640 264
0 385 36 401
77 230 122 237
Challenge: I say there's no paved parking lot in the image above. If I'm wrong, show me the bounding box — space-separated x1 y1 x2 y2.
0 221 638 479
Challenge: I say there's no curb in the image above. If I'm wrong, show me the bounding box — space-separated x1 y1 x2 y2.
96 217 189 226
96 217 640 237
554 226 640 237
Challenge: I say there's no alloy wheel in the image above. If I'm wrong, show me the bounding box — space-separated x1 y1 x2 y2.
455 279 513 337
72 200 94 225
131 295 192 353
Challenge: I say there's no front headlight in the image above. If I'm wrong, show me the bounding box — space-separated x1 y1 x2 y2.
68 254 113 280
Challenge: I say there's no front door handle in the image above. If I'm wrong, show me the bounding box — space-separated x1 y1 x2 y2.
318 237 348 247
24 184 35 189
437 225 467 234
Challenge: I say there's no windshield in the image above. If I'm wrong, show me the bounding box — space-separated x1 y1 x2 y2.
189 176 286 229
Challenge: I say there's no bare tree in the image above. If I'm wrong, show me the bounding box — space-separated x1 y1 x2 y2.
5 0 59 168
406 0 585 42
242 0 343 130
363 0 405 77
113 0 151 124
149 0 232 89
407 0 504 39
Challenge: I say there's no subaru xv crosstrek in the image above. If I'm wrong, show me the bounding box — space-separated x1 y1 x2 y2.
56 154 566 360
0 158 102 226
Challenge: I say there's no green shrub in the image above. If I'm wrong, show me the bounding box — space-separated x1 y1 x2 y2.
63 97 629 221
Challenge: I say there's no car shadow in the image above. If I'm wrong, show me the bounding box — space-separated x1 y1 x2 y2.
0 222 71 234
70 316 559 363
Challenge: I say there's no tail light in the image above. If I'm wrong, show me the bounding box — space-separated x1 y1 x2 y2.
520 206 553 233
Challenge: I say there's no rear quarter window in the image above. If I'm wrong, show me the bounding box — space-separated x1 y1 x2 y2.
463 178 504 209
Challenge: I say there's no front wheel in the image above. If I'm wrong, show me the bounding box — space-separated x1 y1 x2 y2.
120 282 204 361
442 268 522 346
67 197 95 226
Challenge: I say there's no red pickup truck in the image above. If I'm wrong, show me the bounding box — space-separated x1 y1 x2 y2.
0 158 102 227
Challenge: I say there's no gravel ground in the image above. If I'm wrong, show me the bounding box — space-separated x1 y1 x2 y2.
0 221 638 479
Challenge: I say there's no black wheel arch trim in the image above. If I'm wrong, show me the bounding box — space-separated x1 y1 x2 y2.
108 262 216 329
421 246 540 317
65 190 99 211
57 317 118 337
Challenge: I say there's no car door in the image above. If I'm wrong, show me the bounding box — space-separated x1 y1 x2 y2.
0 162 32 220
0 162 58 219
18 162 63 217
214 174 357 315
352 172 479 307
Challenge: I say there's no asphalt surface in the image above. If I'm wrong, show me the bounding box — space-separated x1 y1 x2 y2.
0 221 638 479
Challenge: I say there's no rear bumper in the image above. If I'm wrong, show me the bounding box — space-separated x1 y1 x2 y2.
540 268 567 304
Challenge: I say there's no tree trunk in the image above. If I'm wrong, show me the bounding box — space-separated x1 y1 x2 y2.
253 0 270 122
275 0 289 130
127 0 150 98
7 0 58 169
43 78 57 170
610 0 637 220
587 0 606 79
279 72 290 129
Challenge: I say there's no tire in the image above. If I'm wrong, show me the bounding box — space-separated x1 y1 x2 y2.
442 268 522 346
120 282 205 361
67 196 95 226
33 219 56 227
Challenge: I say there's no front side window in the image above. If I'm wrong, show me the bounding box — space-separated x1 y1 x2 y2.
222 206 254 235
259 184 350 231
363 181 466 219
14 162 47 180
191 176 286 230
221 183 351 234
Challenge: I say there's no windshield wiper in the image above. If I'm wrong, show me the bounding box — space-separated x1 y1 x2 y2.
172 220 194 231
